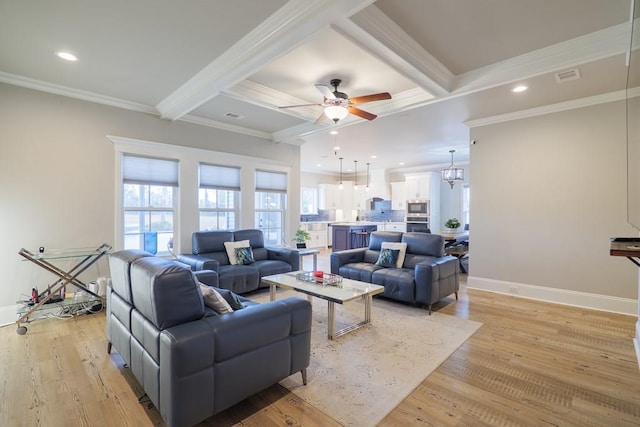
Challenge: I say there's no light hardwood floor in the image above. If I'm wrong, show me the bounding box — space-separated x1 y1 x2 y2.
2 250 639 426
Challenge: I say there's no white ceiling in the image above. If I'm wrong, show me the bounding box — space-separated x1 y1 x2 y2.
0 0 634 174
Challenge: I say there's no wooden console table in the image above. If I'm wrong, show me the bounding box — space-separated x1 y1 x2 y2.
609 237 640 267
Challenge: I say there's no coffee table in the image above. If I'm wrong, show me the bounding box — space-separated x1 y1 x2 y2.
262 272 384 340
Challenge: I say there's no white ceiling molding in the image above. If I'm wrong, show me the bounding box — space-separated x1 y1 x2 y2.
452 22 630 95
345 5 453 96
156 0 376 121
224 80 321 122
0 71 157 115
180 113 273 140
465 88 635 128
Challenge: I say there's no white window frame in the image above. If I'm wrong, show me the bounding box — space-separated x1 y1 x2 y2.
199 163 240 231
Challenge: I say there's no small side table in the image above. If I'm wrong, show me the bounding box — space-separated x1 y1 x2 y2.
298 248 320 271
446 244 468 274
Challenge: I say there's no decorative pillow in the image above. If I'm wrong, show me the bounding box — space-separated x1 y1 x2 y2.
199 283 234 314
216 288 245 310
380 242 407 268
375 248 401 268
234 246 254 265
224 240 250 265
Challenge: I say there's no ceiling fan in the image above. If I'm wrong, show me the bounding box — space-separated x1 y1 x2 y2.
279 79 392 123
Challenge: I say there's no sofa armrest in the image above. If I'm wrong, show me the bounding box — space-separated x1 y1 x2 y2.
414 256 459 303
266 246 300 270
330 248 367 274
193 269 219 287
176 253 219 271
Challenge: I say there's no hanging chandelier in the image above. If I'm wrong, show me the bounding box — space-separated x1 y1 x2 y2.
441 149 464 189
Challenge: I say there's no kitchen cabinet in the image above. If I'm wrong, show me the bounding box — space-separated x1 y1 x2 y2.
391 182 406 210
319 184 338 210
405 173 435 199
300 222 328 249
381 222 406 232
319 182 356 221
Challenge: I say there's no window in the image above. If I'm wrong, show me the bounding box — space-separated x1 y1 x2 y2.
301 187 318 214
122 155 178 255
462 184 470 229
199 163 240 231
255 170 287 245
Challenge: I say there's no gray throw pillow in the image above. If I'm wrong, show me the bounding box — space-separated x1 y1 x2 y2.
216 288 245 310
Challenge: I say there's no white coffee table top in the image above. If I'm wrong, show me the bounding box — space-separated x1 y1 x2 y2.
262 272 384 304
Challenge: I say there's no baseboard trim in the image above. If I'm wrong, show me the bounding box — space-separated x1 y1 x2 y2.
467 276 638 315
0 305 18 328
635 321 640 371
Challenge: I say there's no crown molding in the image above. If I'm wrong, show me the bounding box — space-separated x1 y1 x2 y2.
452 22 630 95
0 71 157 114
344 5 452 95
465 88 637 128
155 0 375 121
180 114 273 140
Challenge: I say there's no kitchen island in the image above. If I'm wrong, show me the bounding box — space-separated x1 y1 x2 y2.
331 223 378 251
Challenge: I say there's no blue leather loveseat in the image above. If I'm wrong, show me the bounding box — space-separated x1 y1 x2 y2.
330 231 459 314
107 250 311 427
177 229 299 294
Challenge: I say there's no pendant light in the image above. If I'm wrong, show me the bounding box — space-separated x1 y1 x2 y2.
441 149 464 189
338 157 344 190
366 162 370 192
353 160 358 191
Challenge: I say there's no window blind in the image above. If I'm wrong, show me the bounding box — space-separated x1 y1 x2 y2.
122 155 179 186
255 170 287 193
199 163 241 191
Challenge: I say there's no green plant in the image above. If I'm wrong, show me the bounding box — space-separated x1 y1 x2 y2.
292 228 311 243
444 218 461 229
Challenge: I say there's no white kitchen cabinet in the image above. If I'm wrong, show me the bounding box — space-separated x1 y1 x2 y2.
319 184 338 210
405 173 434 199
300 222 328 249
391 181 406 210
383 222 406 232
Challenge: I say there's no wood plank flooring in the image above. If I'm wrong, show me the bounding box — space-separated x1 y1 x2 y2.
1 250 639 426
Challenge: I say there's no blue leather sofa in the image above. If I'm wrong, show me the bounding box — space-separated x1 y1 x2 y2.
177 229 299 294
330 231 459 314
107 250 311 427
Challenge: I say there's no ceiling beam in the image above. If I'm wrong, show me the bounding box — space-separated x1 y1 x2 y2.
156 0 376 121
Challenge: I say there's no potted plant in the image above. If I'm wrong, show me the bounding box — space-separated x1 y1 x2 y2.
292 228 311 248
444 218 461 232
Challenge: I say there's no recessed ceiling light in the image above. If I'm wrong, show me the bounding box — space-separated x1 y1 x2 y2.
330 130 338 135
399 162 405 166
316 163 322 167
333 146 341 151
511 85 528 93
56 51 78 61
371 155 377 159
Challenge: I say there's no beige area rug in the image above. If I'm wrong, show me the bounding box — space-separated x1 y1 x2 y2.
250 289 483 426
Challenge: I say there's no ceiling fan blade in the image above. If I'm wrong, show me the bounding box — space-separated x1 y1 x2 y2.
348 106 377 121
315 84 336 99
279 103 322 109
349 92 392 105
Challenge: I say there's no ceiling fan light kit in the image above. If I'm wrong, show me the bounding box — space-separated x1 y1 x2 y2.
280 78 391 124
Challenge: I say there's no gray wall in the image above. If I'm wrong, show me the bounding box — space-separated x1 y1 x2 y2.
0 83 300 322
469 100 638 311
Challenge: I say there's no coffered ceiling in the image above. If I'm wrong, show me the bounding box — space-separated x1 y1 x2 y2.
0 0 634 173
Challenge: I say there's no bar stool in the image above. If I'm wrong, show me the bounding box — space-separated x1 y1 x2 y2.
351 230 370 248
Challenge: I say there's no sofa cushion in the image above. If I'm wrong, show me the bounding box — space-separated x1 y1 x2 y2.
402 232 445 257
375 248 400 268
199 283 234 314
193 231 234 255
215 288 246 310
217 265 260 293
224 240 251 265
369 231 403 250
252 259 293 280
338 262 383 282
380 242 407 268
371 268 416 303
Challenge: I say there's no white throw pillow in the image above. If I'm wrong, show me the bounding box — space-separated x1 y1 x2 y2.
199 283 234 314
380 242 407 268
224 240 251 265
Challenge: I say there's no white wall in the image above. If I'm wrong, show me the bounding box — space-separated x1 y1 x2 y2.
0 83 301 324
468 100 638 313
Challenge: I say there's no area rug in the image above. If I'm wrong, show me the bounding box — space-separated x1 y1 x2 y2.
250 289 483 426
